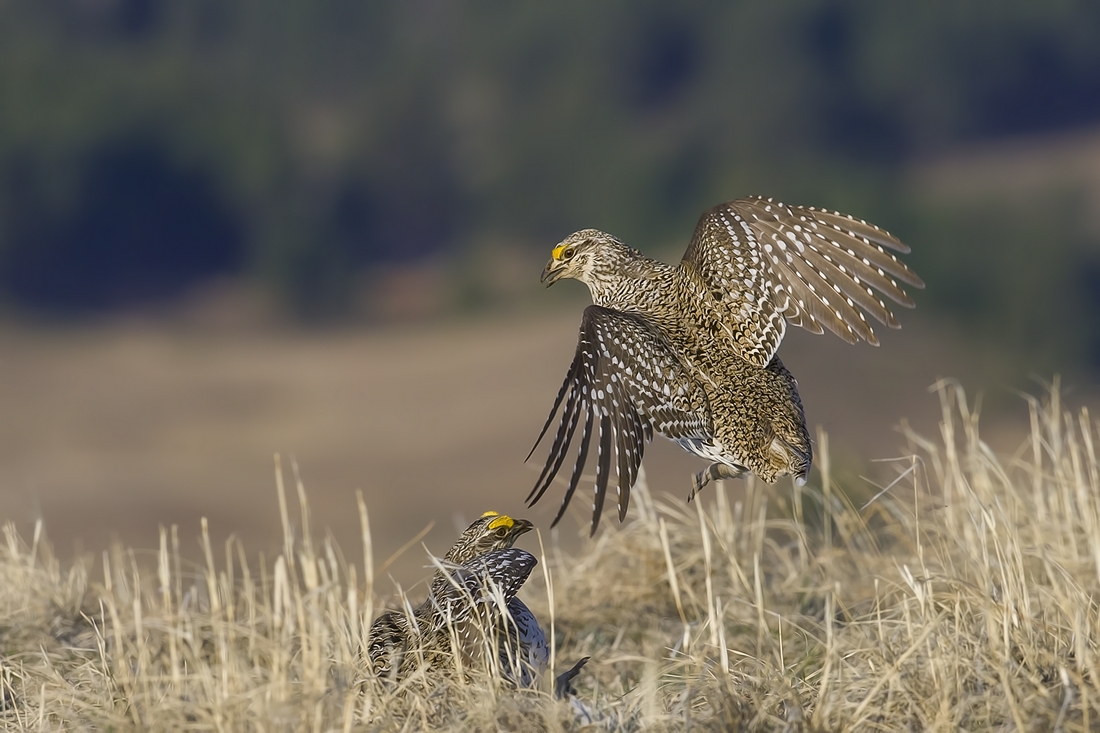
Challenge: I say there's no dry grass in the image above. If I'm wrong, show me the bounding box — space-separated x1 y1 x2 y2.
2 381 1100 731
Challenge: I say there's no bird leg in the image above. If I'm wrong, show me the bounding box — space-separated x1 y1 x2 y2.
688 462 747 502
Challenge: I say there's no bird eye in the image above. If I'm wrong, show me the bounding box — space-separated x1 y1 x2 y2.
495 527 510 538
562 247 576 261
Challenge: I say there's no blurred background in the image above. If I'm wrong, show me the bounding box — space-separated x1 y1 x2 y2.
2 1 1100 585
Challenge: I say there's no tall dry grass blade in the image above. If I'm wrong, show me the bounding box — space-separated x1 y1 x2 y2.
29 518 41 569
130 555 151 716
695 497 718 649
812 588 835 727
658 517 688 636
356 489 374 636
158 526 181 690
752 551 766 672
274 453 300 597
537 528 556 683
292 457 315 564
817 427 833 554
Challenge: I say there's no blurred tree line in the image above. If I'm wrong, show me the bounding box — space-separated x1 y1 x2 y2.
1 0 1100 368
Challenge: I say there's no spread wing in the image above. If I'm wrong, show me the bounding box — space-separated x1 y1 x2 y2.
681 196 925 367
526 305 711 535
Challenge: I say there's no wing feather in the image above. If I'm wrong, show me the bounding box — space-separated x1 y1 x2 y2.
525 378 581 507
590 414 613 534
682 196 923 366
527 305 710 534
552 408 593 527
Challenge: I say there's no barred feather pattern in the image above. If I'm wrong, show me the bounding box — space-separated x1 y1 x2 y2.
526 305 712 534
368 548 546 688
425 549 545 685
530 196 923 534
366 514 535 682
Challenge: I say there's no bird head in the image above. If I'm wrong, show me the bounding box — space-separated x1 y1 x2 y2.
541 229 631 290
445 511 534 564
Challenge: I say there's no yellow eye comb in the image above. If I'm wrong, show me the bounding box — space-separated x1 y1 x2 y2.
487 514 514 530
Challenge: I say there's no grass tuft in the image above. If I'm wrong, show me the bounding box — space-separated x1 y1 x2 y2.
2 381 1099 730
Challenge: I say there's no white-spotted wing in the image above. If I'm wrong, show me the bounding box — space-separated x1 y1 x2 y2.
681 196 924 368
527 305 711 534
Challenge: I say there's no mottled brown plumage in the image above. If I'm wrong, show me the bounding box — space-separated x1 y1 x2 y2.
529 196 924 534
366 512 548 688
416 547 543 685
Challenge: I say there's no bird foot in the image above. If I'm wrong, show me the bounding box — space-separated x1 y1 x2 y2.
688 463 746 502
554 656 590 699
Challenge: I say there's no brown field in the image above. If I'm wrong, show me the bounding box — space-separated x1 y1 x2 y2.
0 306 1082 590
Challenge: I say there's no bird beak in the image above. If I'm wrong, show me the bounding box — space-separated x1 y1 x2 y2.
541 259 564 286
512 518 535 537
